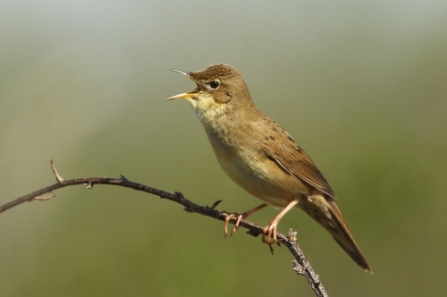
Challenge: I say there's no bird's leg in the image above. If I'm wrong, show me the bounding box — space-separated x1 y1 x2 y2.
224 203 267 237
262 199 299 254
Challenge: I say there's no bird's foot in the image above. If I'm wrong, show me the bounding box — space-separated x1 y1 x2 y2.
223 212 244 237
262 220 281 254
223 204 268 238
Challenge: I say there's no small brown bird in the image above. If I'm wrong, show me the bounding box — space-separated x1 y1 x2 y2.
167 64 371 272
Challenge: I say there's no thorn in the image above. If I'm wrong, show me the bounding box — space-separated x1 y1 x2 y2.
120 174 128 181
292 260 305 275
50 160 65 183
84 182 93 189
210 199 222 210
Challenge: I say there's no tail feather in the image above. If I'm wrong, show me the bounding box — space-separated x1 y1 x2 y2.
301 194 372 273
326 200 372 273
332 237 371 273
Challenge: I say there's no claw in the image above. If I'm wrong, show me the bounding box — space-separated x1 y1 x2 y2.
262 220 281 254
222 204 268 238
224 212 243 237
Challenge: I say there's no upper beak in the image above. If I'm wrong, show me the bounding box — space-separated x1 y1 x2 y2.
166 69 198 101
170 69 191 77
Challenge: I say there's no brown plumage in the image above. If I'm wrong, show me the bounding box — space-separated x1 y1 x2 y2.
168 64 371 272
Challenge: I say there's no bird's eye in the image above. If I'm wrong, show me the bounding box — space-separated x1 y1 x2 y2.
209 80 220 89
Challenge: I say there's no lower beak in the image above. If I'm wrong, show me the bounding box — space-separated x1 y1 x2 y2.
166 92 196 101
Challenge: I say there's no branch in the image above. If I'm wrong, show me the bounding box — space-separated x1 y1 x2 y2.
1 160 328 297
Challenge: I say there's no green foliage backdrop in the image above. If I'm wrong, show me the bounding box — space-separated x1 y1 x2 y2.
1 1 446 296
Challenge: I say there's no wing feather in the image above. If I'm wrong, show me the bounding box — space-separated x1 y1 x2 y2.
261 124 335 198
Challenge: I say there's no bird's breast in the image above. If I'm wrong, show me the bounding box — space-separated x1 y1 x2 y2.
204 125 308 207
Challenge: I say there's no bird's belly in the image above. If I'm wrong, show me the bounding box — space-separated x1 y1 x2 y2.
210 140 308 208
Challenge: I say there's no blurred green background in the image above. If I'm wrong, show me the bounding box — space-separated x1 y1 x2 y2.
1 1 446 296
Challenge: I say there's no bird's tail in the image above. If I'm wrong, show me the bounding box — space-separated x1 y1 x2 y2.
304 195 372 273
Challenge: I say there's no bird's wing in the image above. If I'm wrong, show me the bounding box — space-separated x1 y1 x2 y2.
261 125 335 198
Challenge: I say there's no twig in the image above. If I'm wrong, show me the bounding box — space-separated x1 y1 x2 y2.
0 160 328 296
288 229 328 297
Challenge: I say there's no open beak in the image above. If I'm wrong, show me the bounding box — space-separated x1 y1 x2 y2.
166 69 199 101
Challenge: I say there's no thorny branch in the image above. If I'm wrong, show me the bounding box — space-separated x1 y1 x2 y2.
0 160 328 297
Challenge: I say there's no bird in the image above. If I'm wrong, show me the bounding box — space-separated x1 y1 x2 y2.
167 64 371 272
